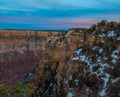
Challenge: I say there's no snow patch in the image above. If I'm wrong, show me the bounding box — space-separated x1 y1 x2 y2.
101 40 106 44
67 92 73 97
99 48 103 53
72 48 112 97
72 57 79 61
74 48 82 55
99 33 106 38
112 77 120 83
92 46 98 50
107 31 116 37
112 59 117 64
100 73 110 97
111 50 119 59
117 37 120 40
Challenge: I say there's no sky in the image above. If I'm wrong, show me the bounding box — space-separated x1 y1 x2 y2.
0 0 120 30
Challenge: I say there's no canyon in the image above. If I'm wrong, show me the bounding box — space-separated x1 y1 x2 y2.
0 20 120 97
0 29 88 84
0 30 66 84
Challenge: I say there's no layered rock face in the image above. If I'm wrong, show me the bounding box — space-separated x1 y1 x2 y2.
0 29 91 85
0 30 65 85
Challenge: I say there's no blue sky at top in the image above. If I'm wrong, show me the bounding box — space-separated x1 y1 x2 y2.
0 0 120 30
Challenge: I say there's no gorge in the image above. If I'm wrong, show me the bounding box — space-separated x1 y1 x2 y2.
0 20 120 97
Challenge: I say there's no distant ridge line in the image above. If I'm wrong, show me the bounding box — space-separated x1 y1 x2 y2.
0 29 67 32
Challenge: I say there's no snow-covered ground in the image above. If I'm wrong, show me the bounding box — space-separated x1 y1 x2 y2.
70 29 120 97
72 47 114 97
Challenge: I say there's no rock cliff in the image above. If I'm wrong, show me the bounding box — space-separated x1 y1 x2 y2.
0 29 93 85
0 30 65 85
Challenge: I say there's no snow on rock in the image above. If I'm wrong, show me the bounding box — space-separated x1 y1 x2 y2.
79 55 87 62
67 92 73 97
103 56 108 60
112 77 120 83
99 33 106 38
112 59 117 64
74 48 82 55
99 48 103 53
107 31 116 37
100 73 110 97
103 73 110 87
111 50 119 59
73 48 88 62
100 89 106 97
69 75 72 80
92 46 99 50
101 40 106 44
100 63 110 68
72 57 79 61
92 63 110 77
117 37 120 40
72 47 113 97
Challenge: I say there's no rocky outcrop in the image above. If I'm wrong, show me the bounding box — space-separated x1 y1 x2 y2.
28 22 120 97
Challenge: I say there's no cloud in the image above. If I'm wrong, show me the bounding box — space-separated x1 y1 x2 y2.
0 6 34 11
0 0 120 12
0 0 120 29
67 19 99 25
0 15 98 29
